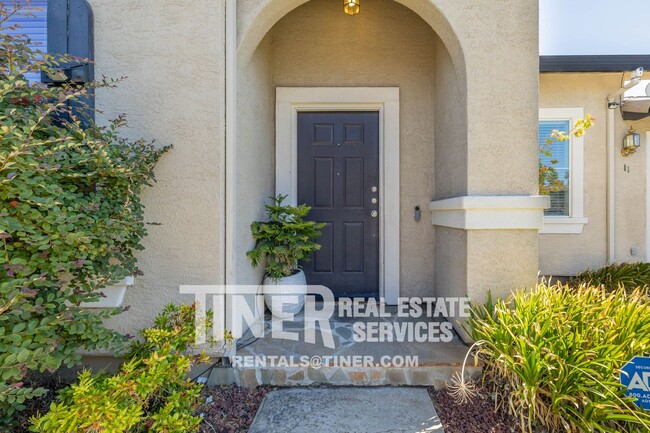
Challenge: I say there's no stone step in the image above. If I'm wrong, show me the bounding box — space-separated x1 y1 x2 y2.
238 365 479 388
208 363 481 388
208 307 482 388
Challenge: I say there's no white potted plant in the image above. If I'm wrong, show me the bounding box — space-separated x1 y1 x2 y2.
247 195 324 318
79 275 135 308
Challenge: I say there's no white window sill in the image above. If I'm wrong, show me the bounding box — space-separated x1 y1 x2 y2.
540 216 588 234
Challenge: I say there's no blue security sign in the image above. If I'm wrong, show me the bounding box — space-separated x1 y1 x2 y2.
621 356 650 410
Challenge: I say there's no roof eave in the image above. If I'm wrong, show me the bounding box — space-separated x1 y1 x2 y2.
540 55 650 73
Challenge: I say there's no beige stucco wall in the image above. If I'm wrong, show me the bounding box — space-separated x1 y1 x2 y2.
460 0 539 196
82 0 541 339
434 227 466 298
433 36 466 199
234 34 275 286
431 32 467 316
467 230 539 302
540 72 650 275
428 0 540 312
89 0 226 334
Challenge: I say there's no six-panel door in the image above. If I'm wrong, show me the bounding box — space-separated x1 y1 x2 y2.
297 112 380 298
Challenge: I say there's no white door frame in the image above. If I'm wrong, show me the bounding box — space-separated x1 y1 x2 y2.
275 87 400 304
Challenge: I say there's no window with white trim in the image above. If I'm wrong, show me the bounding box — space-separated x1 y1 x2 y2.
540 118 570 216
5 0 47 83
539 108 588 234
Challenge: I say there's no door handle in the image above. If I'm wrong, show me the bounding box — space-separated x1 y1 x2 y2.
371 210 378 218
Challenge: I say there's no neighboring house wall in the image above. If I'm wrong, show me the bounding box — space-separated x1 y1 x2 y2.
539 72 650 276
89 0 226 334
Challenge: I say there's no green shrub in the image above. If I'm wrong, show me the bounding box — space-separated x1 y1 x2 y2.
470 283 650 433
0 2 169 422
247 194 325 280
30 304 212 433
571 262 650 292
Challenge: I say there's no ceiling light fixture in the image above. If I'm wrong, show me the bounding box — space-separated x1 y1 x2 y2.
344 0 360 15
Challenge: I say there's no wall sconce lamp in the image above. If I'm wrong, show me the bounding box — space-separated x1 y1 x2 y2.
344 0 360 15
622 127 641 156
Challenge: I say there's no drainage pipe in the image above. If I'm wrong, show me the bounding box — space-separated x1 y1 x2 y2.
225 0 236 284
605 105 616 264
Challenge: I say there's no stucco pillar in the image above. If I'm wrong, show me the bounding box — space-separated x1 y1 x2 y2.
427 0 542 341
430 197 549 340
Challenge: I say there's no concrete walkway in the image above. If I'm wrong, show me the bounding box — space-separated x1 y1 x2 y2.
248 387 445 433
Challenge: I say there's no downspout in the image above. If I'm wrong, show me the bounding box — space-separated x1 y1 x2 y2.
221 0 238 359
605 104 616 264
225 0 236 285
605 73 641 263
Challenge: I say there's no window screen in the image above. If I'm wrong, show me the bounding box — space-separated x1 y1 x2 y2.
539 120 571 216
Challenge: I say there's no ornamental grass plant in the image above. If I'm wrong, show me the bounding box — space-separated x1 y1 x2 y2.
469 282 650 433
571 262 650 292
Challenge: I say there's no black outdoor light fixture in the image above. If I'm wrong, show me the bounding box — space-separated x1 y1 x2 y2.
622 127 641 156
344 0 360 15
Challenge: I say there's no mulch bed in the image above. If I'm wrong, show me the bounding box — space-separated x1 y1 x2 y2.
428 386 519 433
13 391 58 433
200 384 529 433
14 382 538 433
12 373 69 433
198 385 273 433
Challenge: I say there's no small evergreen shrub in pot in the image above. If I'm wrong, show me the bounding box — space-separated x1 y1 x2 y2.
247 195 324 318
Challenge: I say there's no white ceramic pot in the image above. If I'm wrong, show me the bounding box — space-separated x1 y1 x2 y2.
79 276 134 308
263 270 307 319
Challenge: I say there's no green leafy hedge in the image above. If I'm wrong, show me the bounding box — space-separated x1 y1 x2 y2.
470 283 650 433
0 2 169 422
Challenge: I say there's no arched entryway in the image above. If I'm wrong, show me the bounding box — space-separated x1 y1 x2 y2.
231 0 466 302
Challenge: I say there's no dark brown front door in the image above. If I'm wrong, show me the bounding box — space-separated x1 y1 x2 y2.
297 112 380 298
